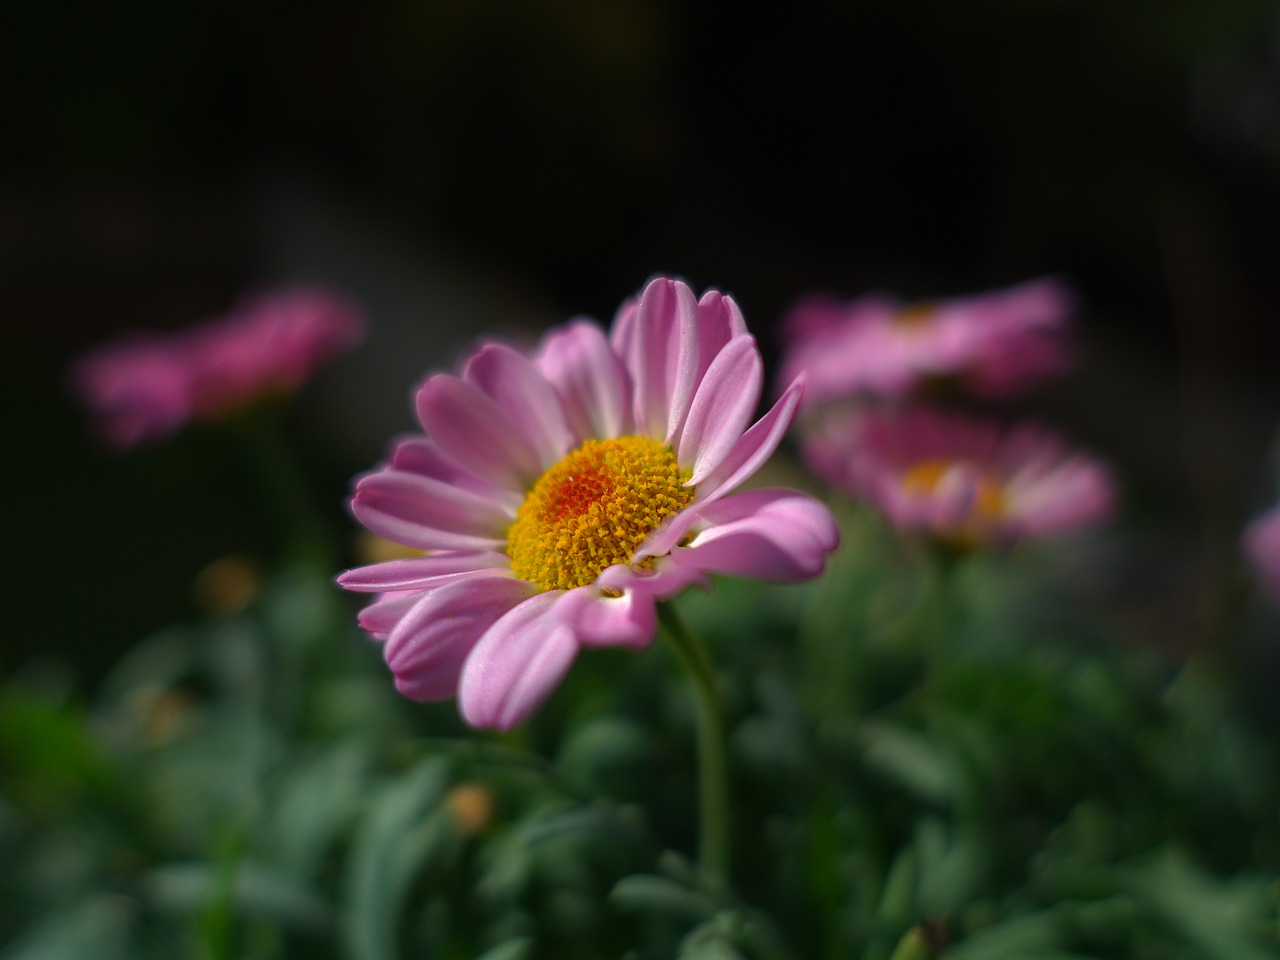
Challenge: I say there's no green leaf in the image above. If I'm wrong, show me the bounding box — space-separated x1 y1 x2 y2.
678 936 745 960
269 739 373 878
262 564 345 654
557 716 649 790
876 845 920 931
94 626 200 713
941 910 1068 959
473 936 534 960
1120 846 1277 960
886 927 934 960
913 816 987 916
858 721 954 805
611 875 718 922
145 860 331 933
0 896 134 960
0 693 113 811
342 757 454 960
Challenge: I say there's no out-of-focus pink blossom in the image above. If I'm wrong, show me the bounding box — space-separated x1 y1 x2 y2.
338 276 839 730
777 277 1075 405
71 286 366 447
69 337 199 449
1244 506 1280 599
802 404 1115 549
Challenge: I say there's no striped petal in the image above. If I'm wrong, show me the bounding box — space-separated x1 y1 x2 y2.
415 375 542 491
678 334 763 485
695 374 806 504
673 489 839 581
464 342 574 469
537 320 633 442
337 552 511 593
626 278 701 442
459 591 580 730
352 470 509 551
385 576 538 702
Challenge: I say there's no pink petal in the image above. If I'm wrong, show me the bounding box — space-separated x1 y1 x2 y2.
458 592 580 730
536 320 633 441
337 552 511 593
597 557 711 603
1010 458 1116 535
929 464 991 528
674 488 839 580
1245 507 1280 597
463 343 573 469
678 334 763 485
352 470 509 551
692 290 749 388
357 591 422 640
415 375 542 491
385 576 539 702
608 296 639 363
556 580 659 649
628 278 701 442
695 374 806 503
388 437 523 513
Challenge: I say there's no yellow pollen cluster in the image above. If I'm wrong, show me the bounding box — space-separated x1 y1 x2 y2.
901 458 1008 546
506 436 695 592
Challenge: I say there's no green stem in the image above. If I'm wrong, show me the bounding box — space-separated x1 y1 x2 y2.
658 602 730 893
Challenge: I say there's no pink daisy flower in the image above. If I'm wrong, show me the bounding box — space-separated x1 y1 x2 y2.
1243 506 1280 599
337 277 840 730
776 276 1074 405
71 285 366 448
801 405 1114 549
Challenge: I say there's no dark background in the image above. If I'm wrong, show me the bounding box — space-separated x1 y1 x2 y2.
4 1 1280 685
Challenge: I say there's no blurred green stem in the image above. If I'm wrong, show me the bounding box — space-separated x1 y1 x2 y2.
198 825 245 960
658 602 729 893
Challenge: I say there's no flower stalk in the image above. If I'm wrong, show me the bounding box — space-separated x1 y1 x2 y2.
658 601 730 893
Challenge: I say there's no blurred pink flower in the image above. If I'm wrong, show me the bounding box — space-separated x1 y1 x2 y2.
71 286 366 447
777 276 1074 405
69 338 198 449
338 276 839 730
802 404 1115 549
1244 506 1280 598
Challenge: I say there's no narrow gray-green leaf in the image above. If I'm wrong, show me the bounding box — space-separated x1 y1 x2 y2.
473 936 534 960
342 757 454 960
0 896 133 960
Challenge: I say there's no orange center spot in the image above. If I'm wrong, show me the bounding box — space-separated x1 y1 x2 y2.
507 436 695 592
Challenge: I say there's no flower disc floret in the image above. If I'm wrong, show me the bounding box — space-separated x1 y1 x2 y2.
507 436 695 591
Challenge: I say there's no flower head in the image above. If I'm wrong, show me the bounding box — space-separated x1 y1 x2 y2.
71 285 366 447
1244 506 1280 600
338 277 839 729
777 277 1074 406
802 405 1114 549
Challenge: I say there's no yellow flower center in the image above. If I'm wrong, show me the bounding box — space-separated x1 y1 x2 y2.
891 302 938 330
901 458 1007 523
506 436 696 592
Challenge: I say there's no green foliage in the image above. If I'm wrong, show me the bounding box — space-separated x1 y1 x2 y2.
3 506 1279 958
